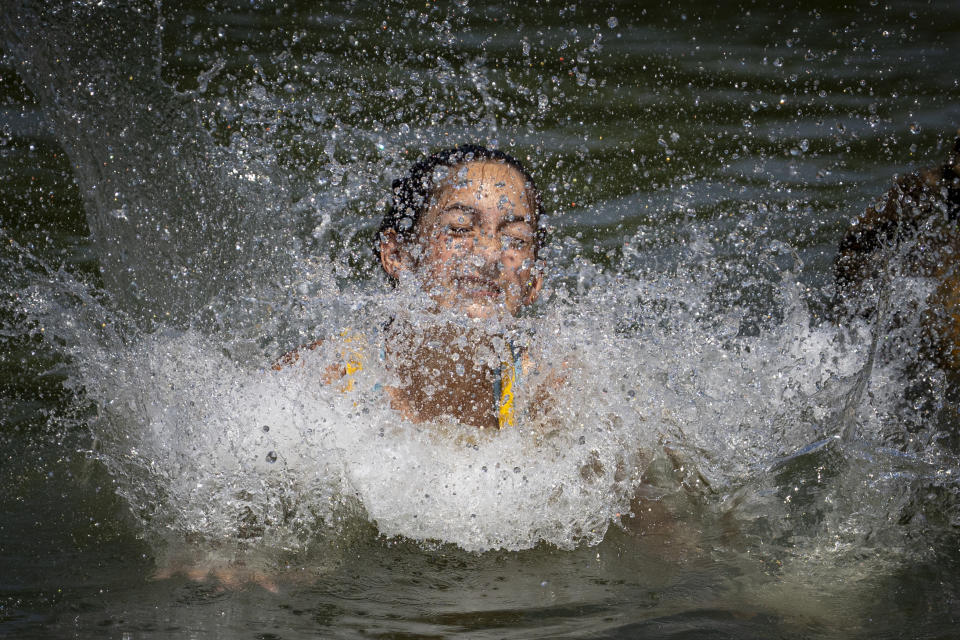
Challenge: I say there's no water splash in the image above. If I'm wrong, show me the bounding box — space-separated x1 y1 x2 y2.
2 0 958 574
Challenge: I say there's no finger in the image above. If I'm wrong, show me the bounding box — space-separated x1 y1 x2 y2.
151 567 175 581
212 568 242 590
254 572 280 593
186 567 210 582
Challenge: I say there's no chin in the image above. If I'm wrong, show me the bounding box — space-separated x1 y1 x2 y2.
459 300 508 320
463 305 496 320
431 292 514 320
465 301 524 321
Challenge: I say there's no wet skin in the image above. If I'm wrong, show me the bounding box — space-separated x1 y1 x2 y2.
371 160 547 428
379 160 543 320
274 160 550 429
835 136 960 369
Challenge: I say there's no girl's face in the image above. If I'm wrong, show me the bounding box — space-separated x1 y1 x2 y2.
381 160 543 319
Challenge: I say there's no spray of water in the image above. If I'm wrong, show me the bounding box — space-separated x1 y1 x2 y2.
2 1 958 580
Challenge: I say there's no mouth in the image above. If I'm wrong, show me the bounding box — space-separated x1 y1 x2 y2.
455 276 501 299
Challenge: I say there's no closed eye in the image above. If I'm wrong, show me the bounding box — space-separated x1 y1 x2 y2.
439 206 478 236
499 218 534 249
501 235 530 249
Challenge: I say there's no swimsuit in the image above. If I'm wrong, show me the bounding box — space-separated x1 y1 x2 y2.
492 341 524 428
336 329 524 429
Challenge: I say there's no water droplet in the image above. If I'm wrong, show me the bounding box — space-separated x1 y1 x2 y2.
513 466 521 473
607 16 618 28
262 425 270 432
909 122 921 134
265 451 277 464
773 57 784 68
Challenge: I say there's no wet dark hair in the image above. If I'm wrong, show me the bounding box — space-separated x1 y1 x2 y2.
376 144 545 261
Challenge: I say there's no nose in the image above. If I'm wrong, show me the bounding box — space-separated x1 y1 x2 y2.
473 230 501 268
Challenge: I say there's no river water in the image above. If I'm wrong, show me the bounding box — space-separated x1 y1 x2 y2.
2 1 960 638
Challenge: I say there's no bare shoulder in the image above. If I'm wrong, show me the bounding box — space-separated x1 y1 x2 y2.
271 338 348 385
523 349 574 387
522 351 576 425
834 134 960 369
271 331 368 386
271 339 324 371
835 135 960 290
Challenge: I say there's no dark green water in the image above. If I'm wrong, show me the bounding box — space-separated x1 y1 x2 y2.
2 1 960 638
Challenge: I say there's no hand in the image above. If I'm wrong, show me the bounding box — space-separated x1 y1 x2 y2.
152 561 280 593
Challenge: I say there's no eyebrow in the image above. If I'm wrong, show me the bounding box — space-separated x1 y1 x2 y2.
440 204 481 217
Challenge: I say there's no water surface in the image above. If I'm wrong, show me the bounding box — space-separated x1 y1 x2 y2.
2 1 960 637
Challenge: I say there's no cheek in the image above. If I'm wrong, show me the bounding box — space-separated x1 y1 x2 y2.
420 238 463 273
443 237 479 261
501 249 533 273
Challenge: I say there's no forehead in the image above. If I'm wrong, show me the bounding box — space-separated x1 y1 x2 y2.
434 161 533 211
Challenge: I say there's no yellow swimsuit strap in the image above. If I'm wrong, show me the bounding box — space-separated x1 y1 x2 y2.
495 343 524 430
337 329 365 392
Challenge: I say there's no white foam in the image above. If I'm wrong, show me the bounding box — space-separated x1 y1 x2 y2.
63 266 891 554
